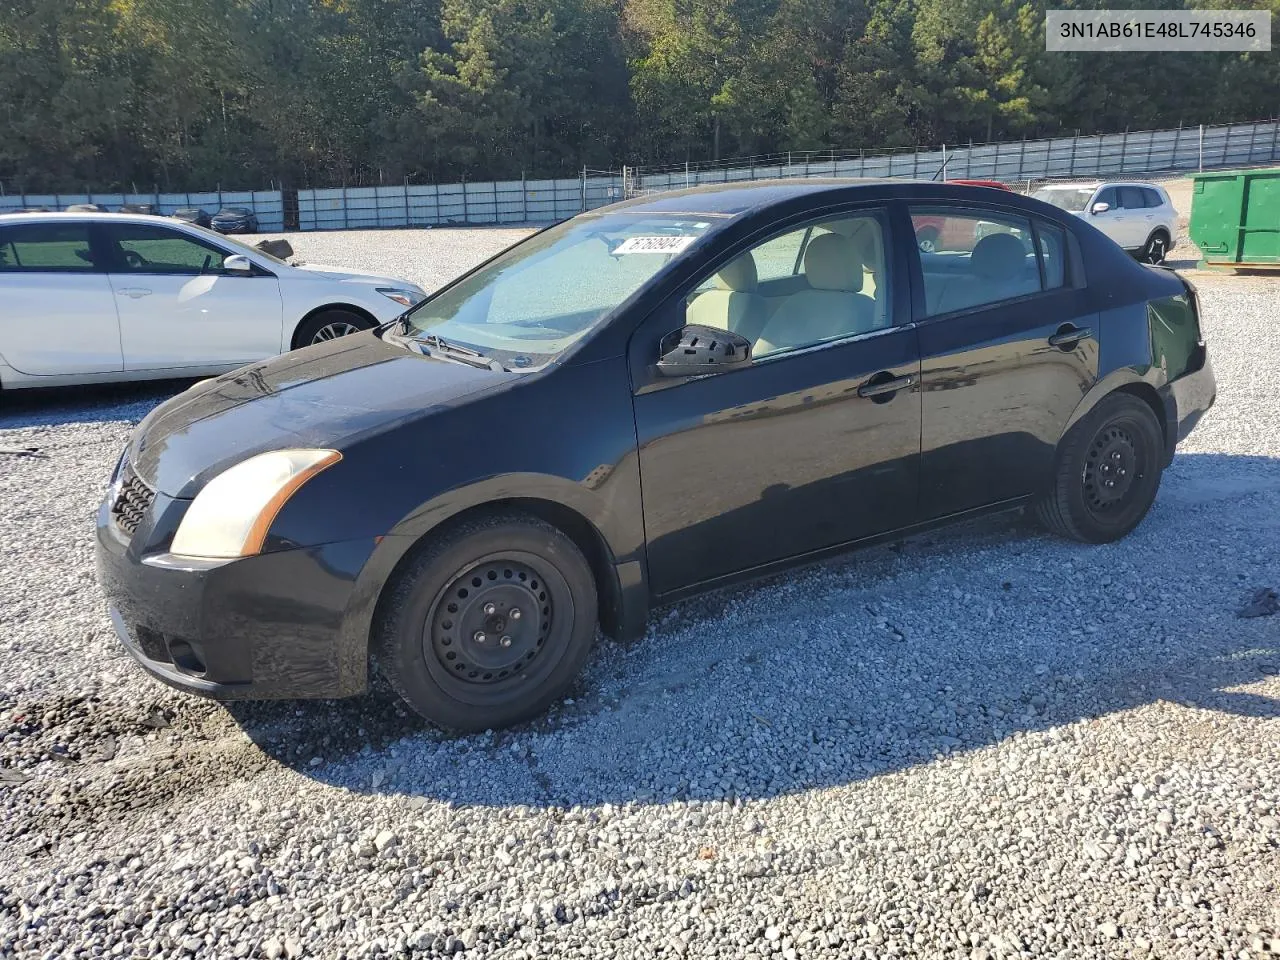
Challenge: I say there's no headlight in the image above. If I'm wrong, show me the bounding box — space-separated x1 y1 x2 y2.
376 287 424 308
169 449 341 559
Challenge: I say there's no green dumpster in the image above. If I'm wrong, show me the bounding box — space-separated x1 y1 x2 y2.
1190 168 1280 268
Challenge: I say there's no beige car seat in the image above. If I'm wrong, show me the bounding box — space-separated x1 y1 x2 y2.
685 253 763 334
754 234 878 354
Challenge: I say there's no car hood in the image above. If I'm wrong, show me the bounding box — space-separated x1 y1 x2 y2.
292 262 418 288
127 334 513 498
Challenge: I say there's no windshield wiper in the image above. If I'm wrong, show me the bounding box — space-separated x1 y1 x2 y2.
415 332 507 372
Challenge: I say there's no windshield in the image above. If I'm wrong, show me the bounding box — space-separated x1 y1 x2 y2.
399 213 715 366
1032 187 1096 212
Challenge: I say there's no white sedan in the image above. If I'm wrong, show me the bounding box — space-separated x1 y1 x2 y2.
0 212 426 388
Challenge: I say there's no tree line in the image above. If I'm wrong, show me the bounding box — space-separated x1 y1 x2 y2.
1 0 1276 193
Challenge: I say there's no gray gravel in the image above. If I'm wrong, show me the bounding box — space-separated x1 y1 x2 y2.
1 230 1277 960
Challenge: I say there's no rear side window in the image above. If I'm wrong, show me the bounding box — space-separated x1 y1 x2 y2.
1141 187 1164 208
1036 222 1068 289
911 207 1040 316
0 223 97 272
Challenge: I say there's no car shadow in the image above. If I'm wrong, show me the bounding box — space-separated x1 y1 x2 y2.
224 450 1280 808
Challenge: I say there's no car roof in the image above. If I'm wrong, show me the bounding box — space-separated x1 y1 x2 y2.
0 211 178 226
593 177 1034 218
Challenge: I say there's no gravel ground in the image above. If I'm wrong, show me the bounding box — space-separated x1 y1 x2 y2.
1 229 1277 960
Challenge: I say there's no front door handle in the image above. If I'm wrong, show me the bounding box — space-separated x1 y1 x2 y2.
116 287 152 299
1048 325 1093 350
857 372 918 399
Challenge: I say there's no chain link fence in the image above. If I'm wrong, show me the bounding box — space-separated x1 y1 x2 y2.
2 119 1274 231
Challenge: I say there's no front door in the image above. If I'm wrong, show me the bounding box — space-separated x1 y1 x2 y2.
0 220 122 376
908 204 1099 519
100 222 283 371
630 208 922 597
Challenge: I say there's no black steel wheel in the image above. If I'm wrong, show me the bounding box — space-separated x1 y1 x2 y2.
375 512 598 731
1035 393 1165 543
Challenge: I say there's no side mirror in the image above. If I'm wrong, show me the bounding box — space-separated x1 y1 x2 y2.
222 254 253 274
1090 201 1111 215
656 323 751 378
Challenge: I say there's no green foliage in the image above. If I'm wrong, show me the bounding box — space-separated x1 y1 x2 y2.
0 0 1272 191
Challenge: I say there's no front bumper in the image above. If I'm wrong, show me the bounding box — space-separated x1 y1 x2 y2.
95 498 378 700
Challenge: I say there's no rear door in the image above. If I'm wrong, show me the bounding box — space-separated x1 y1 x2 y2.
100 222 284 371
909 204 1099 518
1116 186 1151 248
0 220 122 376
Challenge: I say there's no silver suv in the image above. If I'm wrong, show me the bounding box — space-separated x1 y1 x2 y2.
1031 181 1177 264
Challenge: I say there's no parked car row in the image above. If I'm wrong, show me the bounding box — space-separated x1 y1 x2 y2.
8 204 260 234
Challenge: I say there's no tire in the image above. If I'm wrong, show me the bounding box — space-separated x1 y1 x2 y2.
294 308 375 347
374 512 599 732
1035 393 1165 544
1139 230 1170 265
916 227 940 254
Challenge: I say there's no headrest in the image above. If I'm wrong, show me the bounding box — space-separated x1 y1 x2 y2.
712 253 758 292
803 233 862 292
970 232 1026 279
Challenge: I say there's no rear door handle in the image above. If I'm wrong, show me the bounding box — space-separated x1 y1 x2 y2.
116 287 152 298
857 372 918 399
1048 325 1093 350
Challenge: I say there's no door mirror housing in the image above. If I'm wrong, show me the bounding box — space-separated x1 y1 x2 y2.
656 323 752 378
222 254 254 274
1090 201 1111 215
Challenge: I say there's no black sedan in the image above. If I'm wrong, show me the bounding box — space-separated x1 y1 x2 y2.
210 206 258 233
172 207 212 228
96 179 1216 731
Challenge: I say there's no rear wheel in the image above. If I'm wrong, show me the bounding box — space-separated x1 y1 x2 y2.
374 513 598 731
294 308 375 347
1139 230 1170 265
916 227 941 254
1035 393 1165 543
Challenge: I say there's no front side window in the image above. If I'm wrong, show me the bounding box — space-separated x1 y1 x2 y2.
685 211 891 358
911 206 1043 316
1116 186 1146 211
107 224 229 274
402 214 715 367
0 223 97 272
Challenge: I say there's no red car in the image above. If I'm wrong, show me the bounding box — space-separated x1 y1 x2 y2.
914 180 1012 252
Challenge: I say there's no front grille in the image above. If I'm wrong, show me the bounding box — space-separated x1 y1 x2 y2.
111 468 156 536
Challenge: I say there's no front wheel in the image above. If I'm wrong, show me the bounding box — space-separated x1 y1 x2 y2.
294 309 375 347
1035 393 1165 543
375 513 599 731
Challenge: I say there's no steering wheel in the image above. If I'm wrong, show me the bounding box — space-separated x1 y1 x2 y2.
123 250 148 268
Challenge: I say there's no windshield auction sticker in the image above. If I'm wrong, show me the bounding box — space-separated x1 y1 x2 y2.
613 236 697 255
1046 9 1270 51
